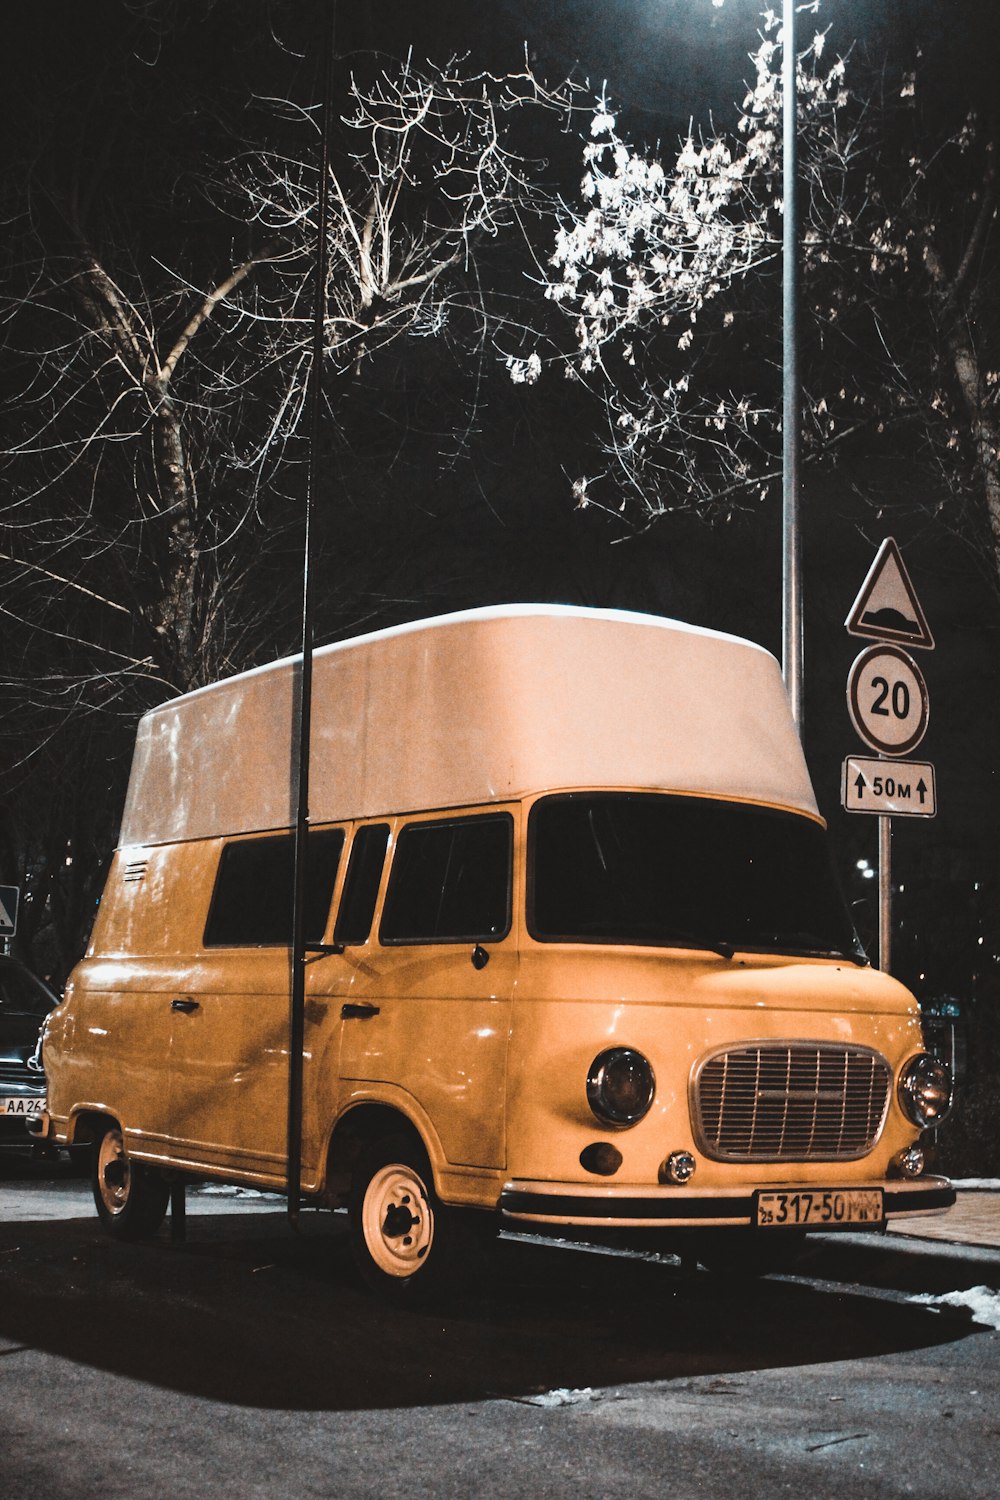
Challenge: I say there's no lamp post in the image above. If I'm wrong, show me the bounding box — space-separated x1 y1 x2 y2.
288 0 337 1229
704 0 803 732
781 0 803 736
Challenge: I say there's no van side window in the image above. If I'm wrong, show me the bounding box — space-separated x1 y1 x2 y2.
334 823 390 946
204 828 344 947
380 814 512 944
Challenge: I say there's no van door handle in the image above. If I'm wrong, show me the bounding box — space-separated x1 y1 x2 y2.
171 997 200 1014
341 1003 380 1020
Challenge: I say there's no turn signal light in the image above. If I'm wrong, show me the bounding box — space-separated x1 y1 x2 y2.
660 1150 697 1185
892 1145 926 1179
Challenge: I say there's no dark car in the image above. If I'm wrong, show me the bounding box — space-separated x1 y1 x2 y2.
0 954 59 1142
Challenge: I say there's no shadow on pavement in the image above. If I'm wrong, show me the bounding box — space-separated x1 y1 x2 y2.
0 1208 974 1412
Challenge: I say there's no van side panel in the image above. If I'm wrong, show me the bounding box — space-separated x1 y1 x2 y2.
46 842 211 1151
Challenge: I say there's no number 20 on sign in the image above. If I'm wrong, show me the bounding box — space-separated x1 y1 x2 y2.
846 643 929 757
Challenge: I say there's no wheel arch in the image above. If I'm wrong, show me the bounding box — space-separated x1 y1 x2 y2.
67 1107 118 1146
323 1101 436 1207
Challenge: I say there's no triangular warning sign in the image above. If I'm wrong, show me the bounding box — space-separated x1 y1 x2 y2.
845 537 934 650
0 892 16 933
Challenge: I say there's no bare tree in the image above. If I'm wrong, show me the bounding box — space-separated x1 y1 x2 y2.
0 33 573 974
2 51 571 693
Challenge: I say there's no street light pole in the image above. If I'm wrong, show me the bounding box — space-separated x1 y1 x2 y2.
782 0 803 736
288 0 337 1229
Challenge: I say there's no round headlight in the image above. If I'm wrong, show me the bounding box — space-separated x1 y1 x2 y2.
898 1052 953 1128
587 1047 655 1127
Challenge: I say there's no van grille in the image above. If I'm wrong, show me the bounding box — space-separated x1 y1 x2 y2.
694 1044 892 1162
0 1062 43 1090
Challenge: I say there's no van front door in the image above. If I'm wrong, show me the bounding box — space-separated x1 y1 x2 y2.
332 811 518 1170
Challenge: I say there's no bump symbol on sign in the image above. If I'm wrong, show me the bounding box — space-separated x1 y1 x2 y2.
845 537 934 650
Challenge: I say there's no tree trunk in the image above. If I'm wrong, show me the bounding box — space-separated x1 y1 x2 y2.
149 386 204 692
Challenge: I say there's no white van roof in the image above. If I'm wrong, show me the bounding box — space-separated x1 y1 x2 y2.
119 604 818 846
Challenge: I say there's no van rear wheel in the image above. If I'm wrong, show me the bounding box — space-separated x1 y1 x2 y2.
92 1123 169 1240
349 1134 451 1301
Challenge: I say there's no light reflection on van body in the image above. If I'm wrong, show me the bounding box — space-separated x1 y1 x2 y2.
36 605 954 1297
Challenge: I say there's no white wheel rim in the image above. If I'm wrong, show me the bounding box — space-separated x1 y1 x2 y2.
361 1162 434 1278
97 1129 130 1216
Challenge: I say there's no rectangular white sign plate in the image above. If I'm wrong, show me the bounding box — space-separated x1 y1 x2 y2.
841 756 936 817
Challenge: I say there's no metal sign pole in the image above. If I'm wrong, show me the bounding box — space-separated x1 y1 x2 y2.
878 814 891 973
288 0 337 1229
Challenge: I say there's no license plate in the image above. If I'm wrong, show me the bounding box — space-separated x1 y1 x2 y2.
755 1188 884 1228
0 1095 45 1116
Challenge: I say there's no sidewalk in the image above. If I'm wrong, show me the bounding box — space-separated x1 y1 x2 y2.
887 1181 1000 1252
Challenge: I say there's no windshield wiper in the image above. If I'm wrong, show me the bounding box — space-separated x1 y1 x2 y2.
661 931 735 961
755 931 869 966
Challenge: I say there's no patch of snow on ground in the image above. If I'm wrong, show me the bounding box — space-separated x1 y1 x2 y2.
912 1286 1000 1330
522 1387 598 1407
952 1180 1000 1192
192 1184 282 1200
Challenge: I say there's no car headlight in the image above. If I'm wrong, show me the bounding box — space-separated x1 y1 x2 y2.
586 1047 655 1127
898 1052 953 1128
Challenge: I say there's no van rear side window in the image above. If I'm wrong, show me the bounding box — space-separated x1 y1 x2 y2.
380 814 512 944
204 828 344 947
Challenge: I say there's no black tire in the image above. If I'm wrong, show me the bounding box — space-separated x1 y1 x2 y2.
348 1132 458 1302
91 1123 169 1240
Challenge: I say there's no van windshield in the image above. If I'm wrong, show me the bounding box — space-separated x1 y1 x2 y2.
528 793 865 962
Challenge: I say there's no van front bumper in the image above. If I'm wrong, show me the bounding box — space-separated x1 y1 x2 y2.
499 1176 955 1230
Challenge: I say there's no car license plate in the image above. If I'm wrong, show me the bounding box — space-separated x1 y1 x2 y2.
0 1095 44 1116
755 1188 884 1228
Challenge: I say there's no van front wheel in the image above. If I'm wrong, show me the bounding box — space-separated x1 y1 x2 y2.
349 1134 449 1301
92 1124 169 1240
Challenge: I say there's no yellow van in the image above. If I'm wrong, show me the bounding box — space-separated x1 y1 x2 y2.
35 605 954 1295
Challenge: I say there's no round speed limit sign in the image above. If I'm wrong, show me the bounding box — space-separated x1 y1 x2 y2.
847 644 929 757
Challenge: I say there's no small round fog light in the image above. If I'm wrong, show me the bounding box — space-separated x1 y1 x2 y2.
893 1145 926 1179
660 1150 697 1185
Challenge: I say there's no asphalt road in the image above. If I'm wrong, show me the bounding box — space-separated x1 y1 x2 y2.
2 1149 998 1500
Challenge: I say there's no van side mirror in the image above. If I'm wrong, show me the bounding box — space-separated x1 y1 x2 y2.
471 944 490 970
